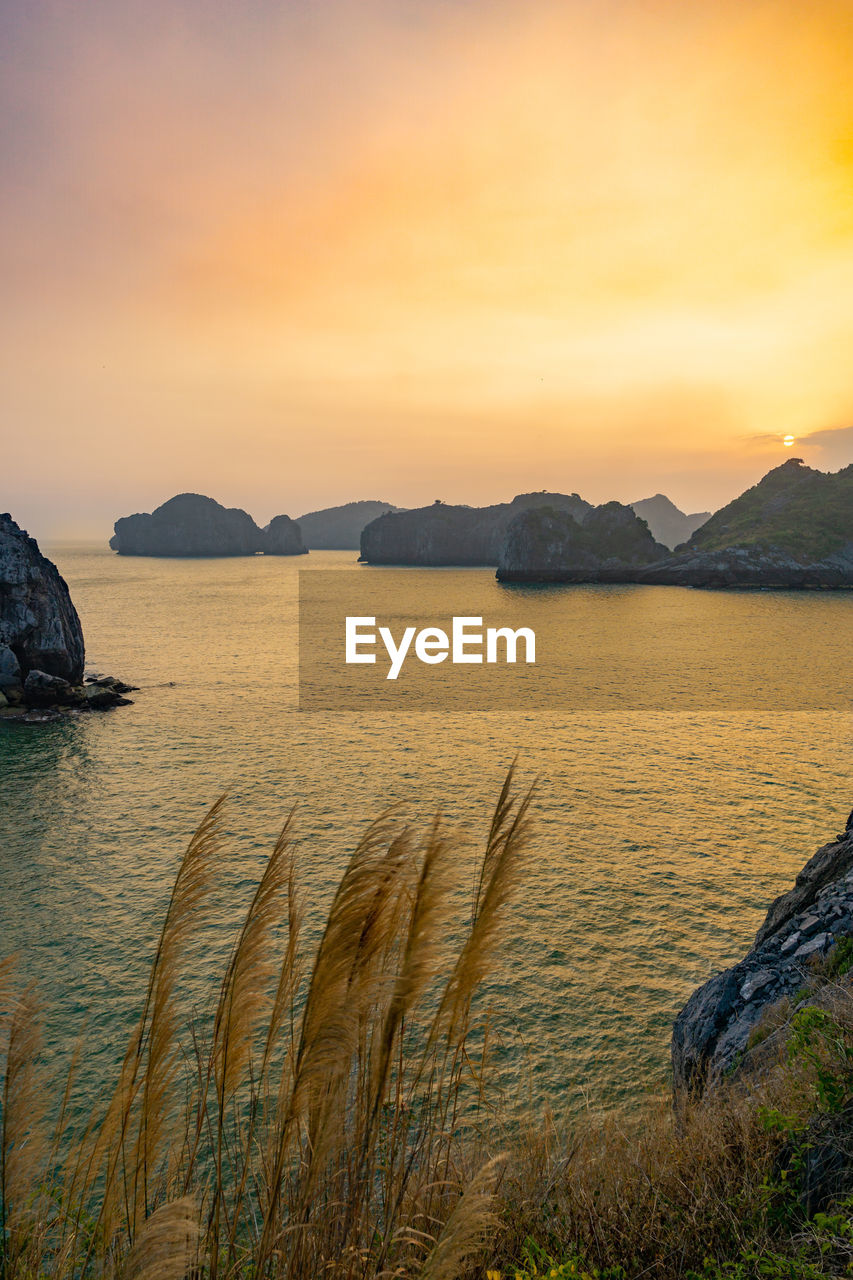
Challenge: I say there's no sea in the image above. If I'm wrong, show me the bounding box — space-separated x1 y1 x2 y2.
1 545 851 1118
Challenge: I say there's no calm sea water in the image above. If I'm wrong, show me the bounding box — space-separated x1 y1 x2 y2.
1 546 851 1116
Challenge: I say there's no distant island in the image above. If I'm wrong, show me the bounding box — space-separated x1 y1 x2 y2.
109 490 708 560
296 500 399 549
630 494 710 549
359 492 592 565
110 494 306 557
108 464 852 586
499 460 853 588
497 500 668 582
357 491 707 565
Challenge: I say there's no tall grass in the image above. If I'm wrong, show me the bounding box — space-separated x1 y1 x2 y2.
0 769 532 1279
4 773 853 1280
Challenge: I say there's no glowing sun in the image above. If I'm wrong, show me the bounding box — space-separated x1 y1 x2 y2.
783 435 796 447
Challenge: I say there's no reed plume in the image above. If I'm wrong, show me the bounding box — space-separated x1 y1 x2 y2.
0 770 534 1280
0 978 48 1272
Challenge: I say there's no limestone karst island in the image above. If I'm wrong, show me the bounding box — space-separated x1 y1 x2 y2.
3 0 853 1276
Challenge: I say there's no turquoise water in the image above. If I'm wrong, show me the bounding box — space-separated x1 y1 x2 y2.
1 545 851 1114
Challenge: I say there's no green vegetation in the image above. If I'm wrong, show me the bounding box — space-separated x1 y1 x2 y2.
4 775 853 1278
683 460 853 560
508 503 659 566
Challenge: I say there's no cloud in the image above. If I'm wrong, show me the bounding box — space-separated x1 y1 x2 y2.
3 0 853 534
797 423 853 468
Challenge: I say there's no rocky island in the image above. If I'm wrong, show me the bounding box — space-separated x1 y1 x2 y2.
498 462 853 588
1 513 134 720
111 493 306 557
496 500 667 582
297 500 399 549
673 808 853 1101
630 493 710 549
359 492 592 565
640 459 853 587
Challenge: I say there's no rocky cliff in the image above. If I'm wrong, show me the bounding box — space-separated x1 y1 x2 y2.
638 459 853 587
1 514 134 718
111 494 306 556
673 809 853 1100
359 493 592 565
678 458 853 561
297 500 398 549
496 463 853 588
638 545 853 589
0 512 85 684
496 501 667 582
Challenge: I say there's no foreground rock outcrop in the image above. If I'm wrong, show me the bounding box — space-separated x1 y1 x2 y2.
497 502 667 582
1 513 133 719
1 512 85 683
673 809 853 1100
111 494 307 557
360 493 592 565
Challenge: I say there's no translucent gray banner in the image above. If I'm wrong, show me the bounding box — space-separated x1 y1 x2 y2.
298 569 853 711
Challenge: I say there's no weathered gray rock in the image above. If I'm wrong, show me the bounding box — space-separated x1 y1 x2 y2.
0 513 85 682
360 493 592 566
0 513 137 717
672 819 853 1099
83 681 133 709
637 545 853 589
0 643 21 689
496 501 668 583
23 669 77 706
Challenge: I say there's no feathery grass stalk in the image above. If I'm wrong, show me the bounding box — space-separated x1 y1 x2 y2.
4 774 852 1279
0 769 534 1279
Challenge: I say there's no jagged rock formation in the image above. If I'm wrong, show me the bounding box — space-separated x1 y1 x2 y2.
297 500 399 549
641 459 853 587
672 809 853 1100
630 494 710 550
638 545 853 589
496 502 667 582
679 458 853 560
111 494 306 556
360 493 592 566
1 513 135 718
497 463 853 588
0 512 85 683
264 514 308 555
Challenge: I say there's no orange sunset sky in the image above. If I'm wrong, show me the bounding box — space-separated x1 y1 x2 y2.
2 0 852 538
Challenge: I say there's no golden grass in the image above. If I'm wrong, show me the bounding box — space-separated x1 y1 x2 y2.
2 773 853 1280
0 769 533 1279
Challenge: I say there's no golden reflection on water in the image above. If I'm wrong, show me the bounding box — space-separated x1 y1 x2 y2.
0 546 850 1115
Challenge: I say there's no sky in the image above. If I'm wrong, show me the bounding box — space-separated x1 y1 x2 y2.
2 0 852 539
